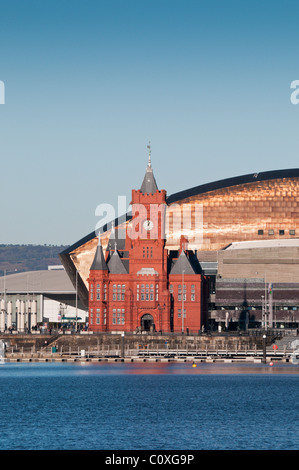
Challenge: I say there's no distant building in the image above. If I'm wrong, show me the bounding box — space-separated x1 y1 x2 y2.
0 270 87 332
209 239 299 330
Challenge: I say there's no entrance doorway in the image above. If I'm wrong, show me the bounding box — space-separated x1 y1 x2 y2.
141 314 155 332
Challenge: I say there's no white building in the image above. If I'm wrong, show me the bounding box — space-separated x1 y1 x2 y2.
0 269 87 332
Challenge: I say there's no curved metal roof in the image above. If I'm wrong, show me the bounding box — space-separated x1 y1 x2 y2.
166 168 299 204
60 168 299 256
59 167 299 307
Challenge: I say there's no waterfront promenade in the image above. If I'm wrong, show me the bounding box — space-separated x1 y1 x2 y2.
0 330 297 364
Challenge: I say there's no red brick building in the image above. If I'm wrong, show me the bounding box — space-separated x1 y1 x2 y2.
88 156 206 333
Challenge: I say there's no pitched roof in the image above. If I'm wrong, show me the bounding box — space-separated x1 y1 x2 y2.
107 249 128 274
170 250 197 275
140 160 158 195
90 238 108 271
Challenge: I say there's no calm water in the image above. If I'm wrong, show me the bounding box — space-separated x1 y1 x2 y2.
0 362 298 450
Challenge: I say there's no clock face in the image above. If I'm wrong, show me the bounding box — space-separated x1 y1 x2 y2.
143 219 154 231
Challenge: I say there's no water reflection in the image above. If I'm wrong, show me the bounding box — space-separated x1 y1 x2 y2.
0 361 298 378
77 361 299 376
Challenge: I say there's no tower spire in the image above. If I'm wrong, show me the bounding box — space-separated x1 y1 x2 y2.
140 141 158 194
147 141 152 168
90 233 108 271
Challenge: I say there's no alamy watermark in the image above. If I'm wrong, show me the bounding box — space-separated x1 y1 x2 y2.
290 80 299 104
0 81 5 104
95 196 204 245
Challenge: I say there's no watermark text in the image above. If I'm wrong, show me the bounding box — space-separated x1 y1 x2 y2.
290 80 299 104
95 196 203 245
0 81 4 104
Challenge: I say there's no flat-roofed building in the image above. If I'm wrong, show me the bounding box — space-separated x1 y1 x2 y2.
0 269 87 332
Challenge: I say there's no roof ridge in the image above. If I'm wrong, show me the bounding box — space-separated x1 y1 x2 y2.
170 250 196 275
107 249 127 274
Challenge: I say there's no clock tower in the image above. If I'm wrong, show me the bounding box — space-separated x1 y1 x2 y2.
127 144 170 331
88 144 205 334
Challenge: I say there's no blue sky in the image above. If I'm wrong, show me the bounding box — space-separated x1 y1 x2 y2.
1 0 299 245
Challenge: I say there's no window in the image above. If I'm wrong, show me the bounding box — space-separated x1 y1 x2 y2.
258 229 264 235
156 284 159 301
96 308 100 324
169 284 173 294
137 284 154 301
103 308 107 325
279 230 285 236
290 230 296 236
112 308 126 325
104 284 107 301
96 284 100 300
268 229 274 235
190 284 195 301
90 308 93 324
90 284 94 301
178 309 186 318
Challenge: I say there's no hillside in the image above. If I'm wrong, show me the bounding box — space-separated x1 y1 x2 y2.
0 245 69 275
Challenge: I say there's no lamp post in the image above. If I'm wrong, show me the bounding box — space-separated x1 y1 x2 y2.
182 270 185 334
75 269 80 333
261 295 264 329
262 334 267 364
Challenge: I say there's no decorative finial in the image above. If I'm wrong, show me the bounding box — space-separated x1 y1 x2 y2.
114 241 117 252
110 220 115 239
147 141 151 168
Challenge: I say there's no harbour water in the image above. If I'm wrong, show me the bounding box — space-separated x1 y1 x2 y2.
0 362 298 450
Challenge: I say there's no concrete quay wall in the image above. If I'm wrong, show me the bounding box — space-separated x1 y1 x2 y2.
0 333 293 364
0 332 270 352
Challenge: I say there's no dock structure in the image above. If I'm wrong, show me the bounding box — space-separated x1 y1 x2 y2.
4 338 294 364
1 332 297 364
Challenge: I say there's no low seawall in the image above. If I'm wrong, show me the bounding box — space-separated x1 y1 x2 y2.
0 331 293 364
